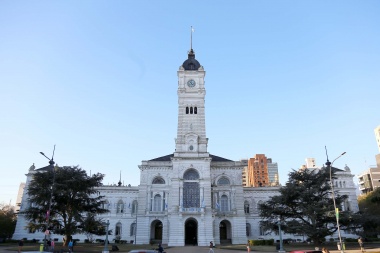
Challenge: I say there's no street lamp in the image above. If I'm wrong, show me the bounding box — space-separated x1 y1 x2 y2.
325 149 346 253
103 219 110 253
40 146 56 251
277 217 285 253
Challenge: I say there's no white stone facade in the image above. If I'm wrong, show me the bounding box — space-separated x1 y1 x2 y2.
13 50 359 245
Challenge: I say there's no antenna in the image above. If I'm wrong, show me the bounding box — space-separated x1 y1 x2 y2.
190 26 194 50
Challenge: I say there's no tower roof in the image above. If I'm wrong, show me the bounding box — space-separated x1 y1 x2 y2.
182 49 201 70
149 153 233 162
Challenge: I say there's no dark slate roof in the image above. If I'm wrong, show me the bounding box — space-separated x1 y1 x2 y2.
36 165 53 171
149 153 233 162
182 49 201 70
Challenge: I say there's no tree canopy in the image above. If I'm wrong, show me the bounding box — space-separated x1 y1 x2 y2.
22 165 109 244
357 187 380 238
259 167 354 245
0 203 17 240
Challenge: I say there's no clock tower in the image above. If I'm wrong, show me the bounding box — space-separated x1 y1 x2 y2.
174 48 208 158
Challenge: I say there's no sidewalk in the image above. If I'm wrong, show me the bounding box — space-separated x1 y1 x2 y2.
0 246 378 253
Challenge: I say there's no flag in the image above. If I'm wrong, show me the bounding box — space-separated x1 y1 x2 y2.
128 203 131 209
192 27 195 33
216 202 220 209
201 198 205 208
165 203 168 210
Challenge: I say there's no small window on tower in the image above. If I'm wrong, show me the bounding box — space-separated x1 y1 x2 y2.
194 107 197 114
190 107 193 114
186 107 189 114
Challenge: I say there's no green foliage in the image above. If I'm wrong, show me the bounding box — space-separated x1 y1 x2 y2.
357 187 380 237
248 239 274 246
0 204 17 240
259 167 355 245
21 165 109 244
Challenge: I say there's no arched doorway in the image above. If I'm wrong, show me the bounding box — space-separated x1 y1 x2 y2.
150 220 163 243
219 220 232 244
185 218 197 245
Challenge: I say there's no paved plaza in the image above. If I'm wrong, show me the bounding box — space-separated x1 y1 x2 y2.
0 246 379 253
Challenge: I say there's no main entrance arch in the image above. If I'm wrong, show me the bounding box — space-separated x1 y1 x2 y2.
184 218 197 245
150 220 163 243
219 220 232 244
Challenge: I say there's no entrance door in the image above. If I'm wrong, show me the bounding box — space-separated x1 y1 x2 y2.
154 221 163 240
219 221 227 240
185 219 197 245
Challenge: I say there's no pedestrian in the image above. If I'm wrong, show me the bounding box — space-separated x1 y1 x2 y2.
358 237 365 252
18 239 24 253
209 241 214 253
246 243 250 253
157 243 164 253
68 240 74 252
51 240 55 252
47 239 51 251
322 247 330 253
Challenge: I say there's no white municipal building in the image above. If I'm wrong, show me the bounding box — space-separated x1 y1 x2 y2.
13 47 359 246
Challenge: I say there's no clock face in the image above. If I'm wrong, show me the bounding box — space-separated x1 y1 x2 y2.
187 79 196 87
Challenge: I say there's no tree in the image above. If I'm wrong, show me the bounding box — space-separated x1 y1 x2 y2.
81 213 107 243
259 167 353 245
0 203 17 241
22 165 109 245
357 187 380 237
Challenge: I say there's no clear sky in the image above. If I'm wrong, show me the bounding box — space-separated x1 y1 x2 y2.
1 1 379 205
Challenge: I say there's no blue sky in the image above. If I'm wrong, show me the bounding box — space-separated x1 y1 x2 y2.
1 1 379 205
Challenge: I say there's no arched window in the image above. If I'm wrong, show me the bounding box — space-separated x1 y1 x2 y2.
246 223 251 236
257 200 263 211
152 177 165 184
244 201 250 214
194 107 197 114
115 222 122 236
131 200 138 215
153 194 162 211
184 169 199 180
190 107 193 114
130 223 136 236
217 177 230 185
117 200 124 213
186 107 189 114
259 226 265 236
102 200 109 210
220 195 229 212
183 169 200 208
343 181 346 188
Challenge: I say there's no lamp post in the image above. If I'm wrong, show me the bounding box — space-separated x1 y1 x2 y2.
133 202 138 245
277 217 285 253
325 149 346 253
103 219 110 253
40 146 56 251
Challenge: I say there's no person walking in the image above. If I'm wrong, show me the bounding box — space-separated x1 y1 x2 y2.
322 247 330 253
358 237 365 252
157 243 164 253
47 239 51 251
51 240 55 252
18 239 24 253
68 240 74 252
209 241 214 253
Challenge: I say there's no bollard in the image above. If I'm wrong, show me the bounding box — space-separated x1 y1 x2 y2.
40 244 44 252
